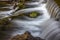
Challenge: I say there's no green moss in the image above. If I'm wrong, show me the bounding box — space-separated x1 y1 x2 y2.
29 12 39 18
18 2 26 9
25 12 40 18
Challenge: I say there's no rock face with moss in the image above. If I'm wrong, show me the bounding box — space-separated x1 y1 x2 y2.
11 31 44 40
54 0 60 8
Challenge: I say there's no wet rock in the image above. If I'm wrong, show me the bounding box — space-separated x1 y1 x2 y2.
10 31 44 40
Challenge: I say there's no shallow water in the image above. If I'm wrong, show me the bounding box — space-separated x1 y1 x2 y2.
0 3 50 40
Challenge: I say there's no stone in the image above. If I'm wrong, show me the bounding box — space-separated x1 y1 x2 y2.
10 31 44 40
